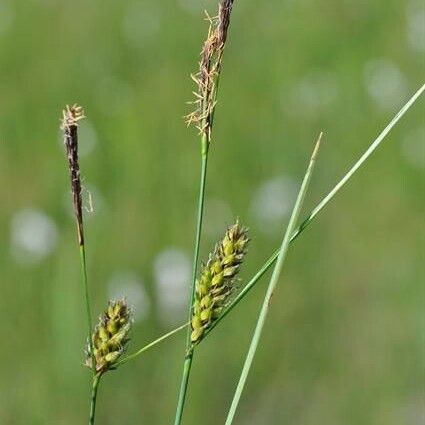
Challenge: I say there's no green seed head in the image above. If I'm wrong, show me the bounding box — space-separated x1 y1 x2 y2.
191 221 249 343
85 299 132 373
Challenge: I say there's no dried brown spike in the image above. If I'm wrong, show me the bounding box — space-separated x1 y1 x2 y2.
61 104 85 245
186 0 236 143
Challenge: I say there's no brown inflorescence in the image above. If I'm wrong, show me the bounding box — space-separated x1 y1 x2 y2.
186 0 236 143
61 104 85 246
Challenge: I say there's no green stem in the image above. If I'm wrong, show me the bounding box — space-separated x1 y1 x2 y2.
89 373 102 425
225 135 322 425
174 135 209 425
80 244 95 373
116 323 188 367
174 348 194 425
187 137 209 347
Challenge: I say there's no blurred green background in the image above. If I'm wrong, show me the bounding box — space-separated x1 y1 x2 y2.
0 0 423 424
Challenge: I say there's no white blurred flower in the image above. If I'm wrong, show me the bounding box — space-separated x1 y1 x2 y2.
406 0 425 53
153 248 191 326
287 72 338 117
10 209 58 264
203 198 234 238
401 127 425 169
107 271 151 323
250 175 298 235
364 59 408 111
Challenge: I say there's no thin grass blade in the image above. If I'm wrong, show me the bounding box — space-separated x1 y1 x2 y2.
116 323 188 367
224 134 323 425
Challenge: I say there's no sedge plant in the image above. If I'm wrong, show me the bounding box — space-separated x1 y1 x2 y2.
61 82 423 424
59 8 425 423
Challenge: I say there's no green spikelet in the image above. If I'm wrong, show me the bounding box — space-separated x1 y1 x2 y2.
86 299 132 373
191 221 249 343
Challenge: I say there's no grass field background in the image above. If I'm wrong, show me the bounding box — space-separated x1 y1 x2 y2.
0 0 423 424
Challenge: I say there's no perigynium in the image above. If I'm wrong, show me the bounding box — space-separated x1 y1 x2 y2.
191 221 249 343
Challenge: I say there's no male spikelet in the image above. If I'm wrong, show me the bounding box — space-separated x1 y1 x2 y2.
85 300 132 373
186 0 235 143
191 221 249 343
61 104 85 246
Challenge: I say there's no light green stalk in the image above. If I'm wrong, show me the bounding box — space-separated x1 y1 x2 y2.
80 245 95 373
174 135 209 425
116 323 188 367
224 134 322 425
89 373 102 425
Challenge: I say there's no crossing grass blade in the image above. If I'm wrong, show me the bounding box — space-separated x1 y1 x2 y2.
224 133 323 425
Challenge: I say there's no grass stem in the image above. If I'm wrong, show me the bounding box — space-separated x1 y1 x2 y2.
89 373 102 425
79 245 95 372
116 323 188 367
174 136 209 425
187 139 209 348
174 348 194 425
80 243 99 425
224 134 322 425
